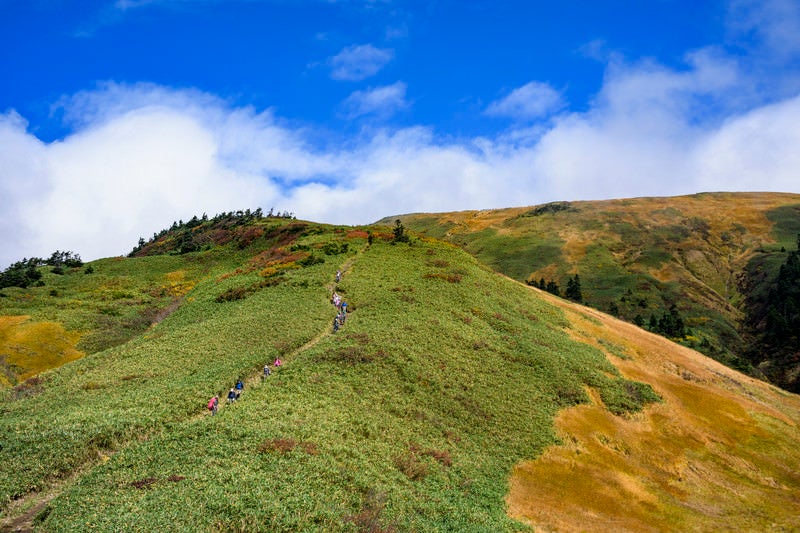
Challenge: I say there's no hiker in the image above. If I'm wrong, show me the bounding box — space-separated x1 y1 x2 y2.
263 364 271 379
333 315 339 332
341 301 347 315
208 395 218 415
335 270 341 283
274 357 282 367
227 388 237 403
235 379 244 392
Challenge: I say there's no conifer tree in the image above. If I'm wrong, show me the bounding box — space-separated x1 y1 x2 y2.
565 274 583 303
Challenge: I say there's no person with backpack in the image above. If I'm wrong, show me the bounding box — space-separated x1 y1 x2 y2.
235 379 244 392
274 357 282 367
263 364 271 379
208 395 218 415
333 315 340 333
227 388 237 403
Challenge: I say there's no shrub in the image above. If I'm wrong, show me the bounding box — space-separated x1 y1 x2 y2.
237 227 264 249
323 241 349 255
257 438 318 455
11 376 46 399
298 254 324 267
394 450 428 481
345 489 396 533
131 477 158 489
423 448 452 467
423 272 462 283
215 286 251 303
258 438 298 454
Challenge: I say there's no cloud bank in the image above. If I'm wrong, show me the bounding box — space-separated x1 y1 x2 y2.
2 38 800 266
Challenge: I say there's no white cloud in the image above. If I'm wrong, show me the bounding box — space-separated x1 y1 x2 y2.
329 44 394 81
339 82 410 119
692 95 800 191
486 81 565 121
728 0 800 59
3 40 800 268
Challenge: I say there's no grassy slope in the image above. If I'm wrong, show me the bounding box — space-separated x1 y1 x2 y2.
391 192 800 371
1 222 798 531
1 232 661 531
508 290 800 531
0 253 212 386
0 223 352 514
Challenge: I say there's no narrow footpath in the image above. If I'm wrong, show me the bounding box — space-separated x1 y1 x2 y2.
1 253 362 532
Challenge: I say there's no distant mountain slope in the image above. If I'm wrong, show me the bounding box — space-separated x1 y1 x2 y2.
1 213 798 531
388 192 800 390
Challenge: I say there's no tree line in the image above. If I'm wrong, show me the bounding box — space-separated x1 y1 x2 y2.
744 234 800 391
527 274 583 303
129 208 296 257
528 273 690 340
0 251 84 289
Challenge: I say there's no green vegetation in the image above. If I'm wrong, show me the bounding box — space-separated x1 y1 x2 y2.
765 204 800 247
742 232 800 391
0 251 83 290
0 220 661 531
398 193 800 388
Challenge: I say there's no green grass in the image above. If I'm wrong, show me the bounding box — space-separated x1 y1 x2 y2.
766 204 800 247
2 230 659 531
399 193 800 379
456 228 566 282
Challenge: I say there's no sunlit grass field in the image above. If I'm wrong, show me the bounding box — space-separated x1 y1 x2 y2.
1 226 663 531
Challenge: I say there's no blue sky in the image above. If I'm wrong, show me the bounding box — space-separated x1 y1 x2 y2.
2 0 800 265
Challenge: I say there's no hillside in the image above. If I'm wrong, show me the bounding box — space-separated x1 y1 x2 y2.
387 192 800 390
1 216 799 531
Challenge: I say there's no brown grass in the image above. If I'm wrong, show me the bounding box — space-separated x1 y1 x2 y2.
506 290 800 531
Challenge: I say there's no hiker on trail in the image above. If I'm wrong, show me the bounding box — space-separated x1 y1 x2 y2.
274 357 282 367
336 270 341 283
332 293 341 307
208 395 218 415
227 388 237 403
263 364 271 379
341 301 348 315
236 379 244 392
333 315 340 332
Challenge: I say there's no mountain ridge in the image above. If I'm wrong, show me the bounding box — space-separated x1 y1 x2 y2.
388 191 800 390
0 199 798 530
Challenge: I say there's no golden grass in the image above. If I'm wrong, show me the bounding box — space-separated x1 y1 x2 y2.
560 230 600 265
163 270 196 296
0 315 84 384
506 291 800 531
